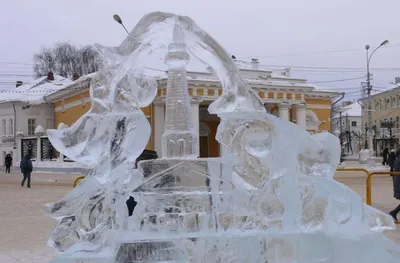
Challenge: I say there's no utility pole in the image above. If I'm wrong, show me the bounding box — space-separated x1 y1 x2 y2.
339 111 343 147
365 45 373 152
365 40 389 152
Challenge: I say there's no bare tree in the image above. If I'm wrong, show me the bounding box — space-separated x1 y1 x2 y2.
33 42 102 79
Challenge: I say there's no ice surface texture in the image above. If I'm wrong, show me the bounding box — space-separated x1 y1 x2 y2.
45 11 400 263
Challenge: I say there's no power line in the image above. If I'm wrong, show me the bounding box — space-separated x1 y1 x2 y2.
236 44 400 59
0 74 35 77
307 76 365 84
262 64 400 71
0 61 34 66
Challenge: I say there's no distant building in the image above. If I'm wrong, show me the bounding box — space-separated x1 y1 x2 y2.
332 102 362 154
0 72 72 167
359 77 400 155
45 61 339 158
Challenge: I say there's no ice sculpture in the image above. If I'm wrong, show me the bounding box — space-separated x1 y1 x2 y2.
45 11 400 263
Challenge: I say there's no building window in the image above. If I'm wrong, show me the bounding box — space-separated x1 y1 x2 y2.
351 121 357 127
1 120 6 135
8 119 13 135
28 119 36 135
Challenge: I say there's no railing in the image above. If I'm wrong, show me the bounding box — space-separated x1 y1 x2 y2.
73 176 85 188
336 168 400 224
366 171 400 206
336 168 370 176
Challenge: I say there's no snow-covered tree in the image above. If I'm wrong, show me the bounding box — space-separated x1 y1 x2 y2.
33 42 102 79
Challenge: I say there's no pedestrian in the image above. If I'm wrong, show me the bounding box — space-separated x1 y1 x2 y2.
382 148 389 166
20 155 33 188
389 149 396 172
4 154 12 174
389 149 400 221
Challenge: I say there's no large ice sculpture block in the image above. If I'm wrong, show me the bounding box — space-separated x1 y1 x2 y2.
46 11 400 263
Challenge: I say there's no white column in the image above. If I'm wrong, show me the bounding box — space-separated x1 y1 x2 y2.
58 152 64 163
278 103 290 121
219 143 229 157
191 99 201 138
153 101 165 156
191 99 202 154
15 131 23 165
296 103 307 128
36 136 41 163
12 148 17 167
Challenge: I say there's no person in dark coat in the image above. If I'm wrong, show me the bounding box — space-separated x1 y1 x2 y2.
20 155 33 188
388 149 396 172
4 154 12 174
382 148 389 165
389 149 400 221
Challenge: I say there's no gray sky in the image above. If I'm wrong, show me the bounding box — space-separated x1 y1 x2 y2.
0 0 399 101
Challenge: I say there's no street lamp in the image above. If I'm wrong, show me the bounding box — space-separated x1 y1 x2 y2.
113 14 129 35
365 40 389 152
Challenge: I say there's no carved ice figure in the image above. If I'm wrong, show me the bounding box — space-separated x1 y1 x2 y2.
45 36 157 253
45 11 400 263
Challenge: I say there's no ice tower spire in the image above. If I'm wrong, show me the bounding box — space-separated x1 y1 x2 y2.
162 19 199 158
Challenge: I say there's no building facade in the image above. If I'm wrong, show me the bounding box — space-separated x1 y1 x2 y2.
359 78 400 155
0 73 72 166
45 64 339 158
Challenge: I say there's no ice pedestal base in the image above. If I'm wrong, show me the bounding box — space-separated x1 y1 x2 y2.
52 232 400 263
50 248 113 263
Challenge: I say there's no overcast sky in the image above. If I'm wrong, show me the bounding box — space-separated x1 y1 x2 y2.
0 0 399 101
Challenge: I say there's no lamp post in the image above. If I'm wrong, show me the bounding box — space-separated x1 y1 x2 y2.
365 40 389 152
113 14 129 35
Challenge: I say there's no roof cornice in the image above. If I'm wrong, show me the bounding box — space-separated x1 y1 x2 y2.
44 78 92 103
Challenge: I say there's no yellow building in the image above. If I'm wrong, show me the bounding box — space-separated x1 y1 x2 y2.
44 65 339 157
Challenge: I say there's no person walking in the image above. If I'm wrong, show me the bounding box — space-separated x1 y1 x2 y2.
382 148 389 166
389 149 400 221
389 149 396 172
20 155 33 188
4 154 12 174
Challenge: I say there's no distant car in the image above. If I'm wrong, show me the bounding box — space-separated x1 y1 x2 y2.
126 149 158 216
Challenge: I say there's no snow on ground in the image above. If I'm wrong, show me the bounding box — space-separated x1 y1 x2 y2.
0 172 75 263
0 170 399 263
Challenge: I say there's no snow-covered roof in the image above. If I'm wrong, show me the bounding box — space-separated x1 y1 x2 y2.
44 62 340 102
333 102 362 118
0 74 72 105
372 82 400 95
358 82 400 100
